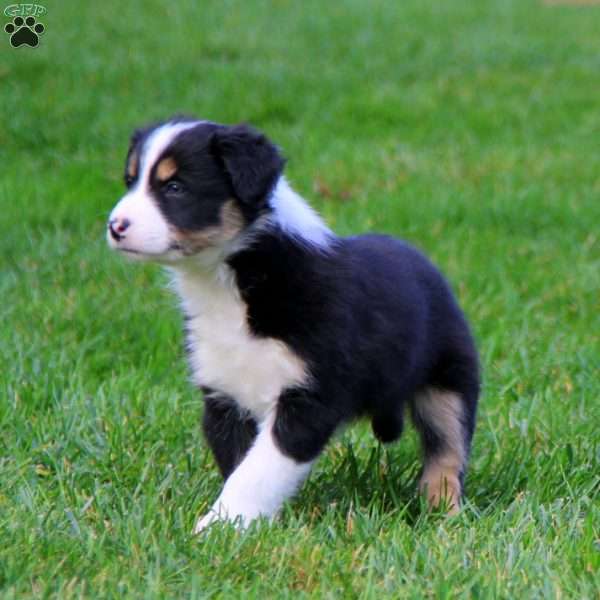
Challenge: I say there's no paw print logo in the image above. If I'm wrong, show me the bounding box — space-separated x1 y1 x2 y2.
4 15 45 47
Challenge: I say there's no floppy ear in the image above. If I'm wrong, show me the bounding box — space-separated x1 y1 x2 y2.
130 127 146 146
128 123 155 149
211 124 285 208
126 125 153 161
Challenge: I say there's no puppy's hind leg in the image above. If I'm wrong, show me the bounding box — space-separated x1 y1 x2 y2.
411 388 475 515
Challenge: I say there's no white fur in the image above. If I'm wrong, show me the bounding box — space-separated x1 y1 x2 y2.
107 124 331 531
267 177 333 249
172 240 313 533
106 186 172 257
138 122 201 186
172 263 309 421
107 121 200 258
194 413 313 531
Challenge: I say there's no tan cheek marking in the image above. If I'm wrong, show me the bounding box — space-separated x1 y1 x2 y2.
219 200 246 240
414 390 466 516
173 200 245 254
127 151 139 179
156 157 178 182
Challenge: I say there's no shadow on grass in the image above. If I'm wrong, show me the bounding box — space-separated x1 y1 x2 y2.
289 430 535 529
294 440 428 527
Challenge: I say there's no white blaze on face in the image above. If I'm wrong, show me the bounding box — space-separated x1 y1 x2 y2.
107 121 200 258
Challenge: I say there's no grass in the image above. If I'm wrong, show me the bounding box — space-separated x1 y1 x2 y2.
1 0 599 597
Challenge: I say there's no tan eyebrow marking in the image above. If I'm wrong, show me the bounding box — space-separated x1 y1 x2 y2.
127 150 139 179
156 156 178 182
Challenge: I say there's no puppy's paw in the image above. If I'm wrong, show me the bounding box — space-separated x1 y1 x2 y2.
193 501 261 534
419 473 462 516
193 510 221 534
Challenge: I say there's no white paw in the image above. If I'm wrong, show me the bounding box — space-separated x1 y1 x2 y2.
193 509 221 534
192 416 313 535
193 501 262 534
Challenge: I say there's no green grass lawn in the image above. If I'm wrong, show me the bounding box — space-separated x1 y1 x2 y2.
1 0 599 597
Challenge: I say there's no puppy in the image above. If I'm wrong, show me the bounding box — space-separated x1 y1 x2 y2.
107 117 479 532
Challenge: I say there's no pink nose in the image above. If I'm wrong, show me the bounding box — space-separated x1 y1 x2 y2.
108 217 130 241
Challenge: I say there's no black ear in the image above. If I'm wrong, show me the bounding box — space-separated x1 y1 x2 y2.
126 125 153 159
130 127 146 146
129 122 156 147
211 124 285 207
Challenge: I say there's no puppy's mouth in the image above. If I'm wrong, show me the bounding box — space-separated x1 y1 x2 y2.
106 236 143 256
168 241 184 252
110 241 188 264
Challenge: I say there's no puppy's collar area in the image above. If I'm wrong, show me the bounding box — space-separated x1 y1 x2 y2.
176 177 335 270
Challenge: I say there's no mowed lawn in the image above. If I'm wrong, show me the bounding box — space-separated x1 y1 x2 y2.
1 1 599 597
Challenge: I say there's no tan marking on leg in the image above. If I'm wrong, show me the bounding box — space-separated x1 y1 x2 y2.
156 156 177 182
173 200 245 254
127 150 139 180
419 453 463 516
414 389 466 515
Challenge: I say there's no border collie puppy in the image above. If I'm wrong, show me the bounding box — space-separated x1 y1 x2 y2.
107 117 479 532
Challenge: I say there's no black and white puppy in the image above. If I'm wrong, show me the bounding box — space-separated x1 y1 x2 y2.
107 117 479 532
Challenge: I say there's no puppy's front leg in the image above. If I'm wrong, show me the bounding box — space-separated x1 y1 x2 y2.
194 414 313 532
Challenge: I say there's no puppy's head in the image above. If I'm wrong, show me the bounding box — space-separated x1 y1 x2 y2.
107 118 285 262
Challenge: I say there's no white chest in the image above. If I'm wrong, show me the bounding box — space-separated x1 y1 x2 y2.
172 266 308 422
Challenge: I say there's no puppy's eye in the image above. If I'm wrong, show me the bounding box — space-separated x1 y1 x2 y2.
124 174 134 187
164 180 184 194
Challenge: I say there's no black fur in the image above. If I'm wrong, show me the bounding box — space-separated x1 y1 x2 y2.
228 232 479 464
149 123 234 232
125 121 285 231
211 124 286 210
201 387 258 479
273 387 341 462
